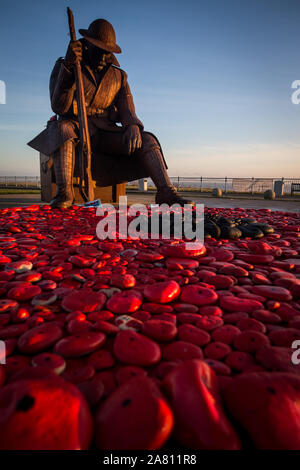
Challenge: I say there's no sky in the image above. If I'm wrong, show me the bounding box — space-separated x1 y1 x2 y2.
0 0 300 177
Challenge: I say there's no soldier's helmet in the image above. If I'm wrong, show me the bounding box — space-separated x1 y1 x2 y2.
79 19 121 54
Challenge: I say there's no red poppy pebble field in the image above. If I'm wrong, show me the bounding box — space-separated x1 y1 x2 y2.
0 204 300 450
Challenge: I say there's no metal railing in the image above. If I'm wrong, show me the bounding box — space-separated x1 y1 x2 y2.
0 176 299 196
126 177 300 196
0 176 41 189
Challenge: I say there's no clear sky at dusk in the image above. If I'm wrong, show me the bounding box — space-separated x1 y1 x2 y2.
0 0 299 177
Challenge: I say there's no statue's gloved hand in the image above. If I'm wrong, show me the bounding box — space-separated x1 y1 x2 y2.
122 124 142 155
64 40 82 68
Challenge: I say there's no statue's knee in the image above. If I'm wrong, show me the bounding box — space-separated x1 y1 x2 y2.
141 132 160 152
60 119 74 133
59 120 78 143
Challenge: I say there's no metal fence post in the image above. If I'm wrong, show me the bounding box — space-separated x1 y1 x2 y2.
225 177 227 194
200 177 202 193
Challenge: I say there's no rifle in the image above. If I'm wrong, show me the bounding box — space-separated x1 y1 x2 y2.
67 7 94 202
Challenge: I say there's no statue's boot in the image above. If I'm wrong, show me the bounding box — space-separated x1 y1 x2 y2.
50 140 75 209
142 146 195 206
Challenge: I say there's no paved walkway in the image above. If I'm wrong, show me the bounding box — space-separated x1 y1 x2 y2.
0 192 299 212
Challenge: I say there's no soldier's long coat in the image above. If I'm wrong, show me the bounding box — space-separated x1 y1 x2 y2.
28 52 167 186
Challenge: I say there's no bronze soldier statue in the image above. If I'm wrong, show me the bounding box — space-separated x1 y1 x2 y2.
28 18 194 208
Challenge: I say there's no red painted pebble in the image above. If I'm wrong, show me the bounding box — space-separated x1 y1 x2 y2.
237 254 274 264
204 341 231 360
195 316 224 331
219 264 248 277
204 274 235 289
77 379 105 407
37 280 57 291
61 289 106 313
93 320 120 336
0 314 10 327
8 366 57 383
177 324 211 346
199 305 223 316
160 242 206 258
233 330 270 353
106 290 143 314
0 255 12 264
110 274 136 289
136 251 164 262
131 310 151 321
268 328 300 347
211 325 241 344
144 280 180 304
68 255 95 267
62 364 95 384
162 341 203 361
5 355 31 376
236 317 266 333
115 366 147 386
142 320 177 342
142 303 174 314
173 303 199 313
0 365 5 387
252 309 281 324
209 248 234 262
166 258 199 269
220 295 262 313
67 319 92 334
31 353 66 374
252 285 292 301
223 372 300 449
114 330 161 366
223 312 249 324
87 350 115 370
87 310 113 322
162 359 240 449
93 370 117 397
0 299 18 313
176 313 202 325
256 345 300 374
8 284 41 302
17 272 42 283
225 351 255 372
94 376 174 449
0 324 28 339
10 307 30 324
180 285 218 306
18 323 63 354
276 303 300 322
0 378 93 449
54 332 106 357
203 358 231 376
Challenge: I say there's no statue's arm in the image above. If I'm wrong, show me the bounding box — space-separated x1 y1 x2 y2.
50 58 76 115
115 71 144 130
